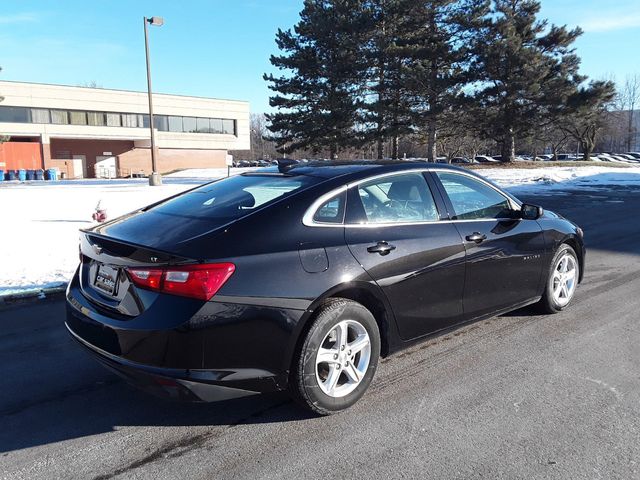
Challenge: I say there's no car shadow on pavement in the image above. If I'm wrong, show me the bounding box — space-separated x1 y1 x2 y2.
0 369 317 453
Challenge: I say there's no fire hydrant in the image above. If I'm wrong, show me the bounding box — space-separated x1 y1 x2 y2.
92 201 107 223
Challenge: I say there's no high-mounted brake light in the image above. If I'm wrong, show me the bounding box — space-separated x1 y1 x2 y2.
127 263 235 300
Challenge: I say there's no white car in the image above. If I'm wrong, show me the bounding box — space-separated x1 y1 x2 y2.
475 155 499 163
615 154 639 162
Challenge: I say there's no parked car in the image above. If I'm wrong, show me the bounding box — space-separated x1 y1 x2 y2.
625 152 640 159
605 154 635 163
450 157 475 164
555 153 578 161
615 154 639 162
65 161 584 415
474 155 499 163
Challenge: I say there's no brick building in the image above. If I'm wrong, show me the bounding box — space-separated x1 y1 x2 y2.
0 81 250 178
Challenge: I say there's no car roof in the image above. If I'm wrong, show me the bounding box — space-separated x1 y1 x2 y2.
239 160 522 203
252 160 470 180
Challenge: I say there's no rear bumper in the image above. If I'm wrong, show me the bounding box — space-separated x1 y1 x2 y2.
66 322 260 402
65 273 307 400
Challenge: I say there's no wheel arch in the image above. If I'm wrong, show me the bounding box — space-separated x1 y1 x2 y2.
561 235 585 283
285 281 397 381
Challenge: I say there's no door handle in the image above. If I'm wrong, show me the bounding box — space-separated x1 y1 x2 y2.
465 232 487 243
367 241 396 256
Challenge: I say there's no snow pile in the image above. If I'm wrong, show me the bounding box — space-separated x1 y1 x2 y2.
0 181 193 295
480 166 640 192
1 165 640 296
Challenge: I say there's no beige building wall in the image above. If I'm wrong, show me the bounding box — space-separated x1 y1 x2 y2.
0 80 250 151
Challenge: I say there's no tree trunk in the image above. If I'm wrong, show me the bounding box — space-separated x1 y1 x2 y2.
427 118 437 162
377 138 384 160
628 109 635 152
501 130 515 162
581 141 592 162
329 143 337 160
391 135 399 159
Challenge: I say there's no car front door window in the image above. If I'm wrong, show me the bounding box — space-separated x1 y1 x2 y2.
435 172 513 220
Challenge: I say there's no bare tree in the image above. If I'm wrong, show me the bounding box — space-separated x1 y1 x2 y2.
78 80 102 88
619 74 640 151
537 124 570 160
0 66 8 143
562 81 616 161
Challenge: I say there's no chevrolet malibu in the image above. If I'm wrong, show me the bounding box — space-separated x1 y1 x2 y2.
66 161 584 415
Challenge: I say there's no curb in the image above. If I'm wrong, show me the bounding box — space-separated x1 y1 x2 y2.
0 285 67 305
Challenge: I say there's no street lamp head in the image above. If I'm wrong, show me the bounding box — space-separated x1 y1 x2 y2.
147 16 164 26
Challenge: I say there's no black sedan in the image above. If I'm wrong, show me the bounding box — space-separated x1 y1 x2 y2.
65 161 584 415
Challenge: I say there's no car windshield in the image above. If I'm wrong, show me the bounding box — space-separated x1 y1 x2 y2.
149 174 318 222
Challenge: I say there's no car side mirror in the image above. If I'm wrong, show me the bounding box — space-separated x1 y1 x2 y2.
521 203 544 220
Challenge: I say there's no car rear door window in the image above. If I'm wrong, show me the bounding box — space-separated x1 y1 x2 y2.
436 172 512 220
347 173 439 224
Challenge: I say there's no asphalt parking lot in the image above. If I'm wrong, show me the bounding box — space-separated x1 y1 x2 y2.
2 186 640 480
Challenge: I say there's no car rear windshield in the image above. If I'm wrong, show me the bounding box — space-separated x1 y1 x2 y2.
148 174 318 223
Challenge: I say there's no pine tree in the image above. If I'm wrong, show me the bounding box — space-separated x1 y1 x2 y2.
471 0 583 162
264 0 367 158
405 0 488 162
360 0 415 159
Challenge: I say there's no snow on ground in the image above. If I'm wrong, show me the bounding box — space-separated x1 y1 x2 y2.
1 165 640 295
0 180 193 295
479 165 640 193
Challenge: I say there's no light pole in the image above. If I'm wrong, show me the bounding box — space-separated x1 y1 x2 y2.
144 16 163 186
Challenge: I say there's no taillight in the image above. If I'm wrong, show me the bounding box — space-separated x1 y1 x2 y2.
129 268 164 290
127 263 235 300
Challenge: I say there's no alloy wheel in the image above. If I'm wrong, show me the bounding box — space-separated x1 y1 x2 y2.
315 320 371 398
552 253 577 307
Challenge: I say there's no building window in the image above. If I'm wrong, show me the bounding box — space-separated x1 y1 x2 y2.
222 119 236 135
142 114 168 131
210 118 223 134
196 117 210 133
87 112 106 126
50 110 69 124
70 111 88 125
183 117 197 133
168 116 183 132
31 108 50 123
106 113 121 127
154 115 168 131
122 113 141 128
0 106 30 123
0 105 236 136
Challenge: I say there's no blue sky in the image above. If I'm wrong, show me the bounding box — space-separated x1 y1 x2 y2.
1 0 639 113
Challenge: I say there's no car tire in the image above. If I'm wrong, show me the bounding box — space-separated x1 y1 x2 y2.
290 298 381 415
537 244 580 314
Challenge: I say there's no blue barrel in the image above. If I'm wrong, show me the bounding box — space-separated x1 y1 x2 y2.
26 169 36 181
6 170 17 181
45 169 58 181
35 169 44 180
17 169 27 181
0 170 3 182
